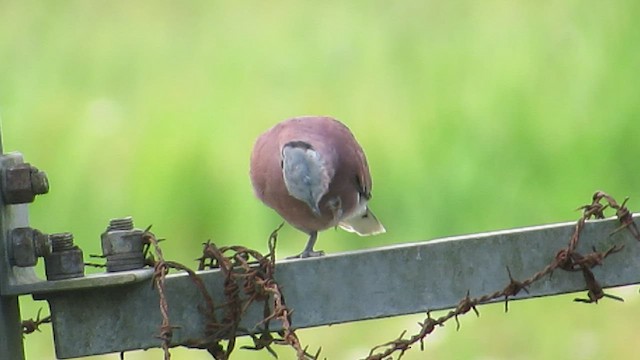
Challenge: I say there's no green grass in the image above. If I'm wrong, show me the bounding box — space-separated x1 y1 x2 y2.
2 1 640 359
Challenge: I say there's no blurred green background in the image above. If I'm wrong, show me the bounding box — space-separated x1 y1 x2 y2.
2 1 639 359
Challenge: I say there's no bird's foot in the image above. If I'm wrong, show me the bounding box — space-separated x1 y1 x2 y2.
287 249 325 259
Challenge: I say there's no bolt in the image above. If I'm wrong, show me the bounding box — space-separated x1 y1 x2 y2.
10 227 51 267
50 232 74 252
44 232 84 280
30 167 49 195
108 217 134 231
33 231 51 257
101 216 145 272
2 163 49 204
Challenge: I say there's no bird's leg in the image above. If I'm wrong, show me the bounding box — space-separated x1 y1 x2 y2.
287 231 325 258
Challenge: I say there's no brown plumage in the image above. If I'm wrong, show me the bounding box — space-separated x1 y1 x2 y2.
250 116 385 258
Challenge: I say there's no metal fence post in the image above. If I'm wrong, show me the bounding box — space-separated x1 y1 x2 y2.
0 295 24 360
0 126 26 359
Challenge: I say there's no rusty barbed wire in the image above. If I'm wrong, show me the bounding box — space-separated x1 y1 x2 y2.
144 226 177 360
144 223 319 360
365 191 639 360
21 308 51 337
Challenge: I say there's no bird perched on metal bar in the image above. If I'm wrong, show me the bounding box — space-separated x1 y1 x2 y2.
250 116 385 258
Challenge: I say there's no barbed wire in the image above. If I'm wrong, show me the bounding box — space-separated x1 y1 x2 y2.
145 226 177 360
364 191 640 360
145 223 320 360
20 308 51 337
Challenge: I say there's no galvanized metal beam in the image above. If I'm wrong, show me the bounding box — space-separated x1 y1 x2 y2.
39 215 640 359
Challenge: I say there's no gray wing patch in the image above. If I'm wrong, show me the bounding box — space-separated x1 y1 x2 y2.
281 142 330 216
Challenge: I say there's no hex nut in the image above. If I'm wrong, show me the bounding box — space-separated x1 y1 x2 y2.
10 227 50 267
44 247 85 280
101 228 145 272
11 228 37 267
2 163 49 204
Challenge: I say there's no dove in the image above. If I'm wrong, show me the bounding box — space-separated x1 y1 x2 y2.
250 116 385 258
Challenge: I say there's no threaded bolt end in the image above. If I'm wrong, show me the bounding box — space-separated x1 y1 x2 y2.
108 217 134 231
30 167 50 195
50 232 74 252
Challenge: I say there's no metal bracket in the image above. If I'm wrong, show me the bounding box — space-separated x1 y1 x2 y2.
0 144 153 359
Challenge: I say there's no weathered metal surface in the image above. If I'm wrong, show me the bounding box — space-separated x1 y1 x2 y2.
100 217 146 272
2 162 49 204
43 215 640 359
0 295 24 360
8 269 154 296
43 233 84 281
10 227 49 267
0 151 30 359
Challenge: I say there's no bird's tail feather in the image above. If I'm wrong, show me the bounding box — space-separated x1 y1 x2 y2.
339 208 386 236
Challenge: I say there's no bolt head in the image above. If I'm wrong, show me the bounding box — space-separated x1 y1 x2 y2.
11 228 37 267
10 227 51 267
2 163 49 204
